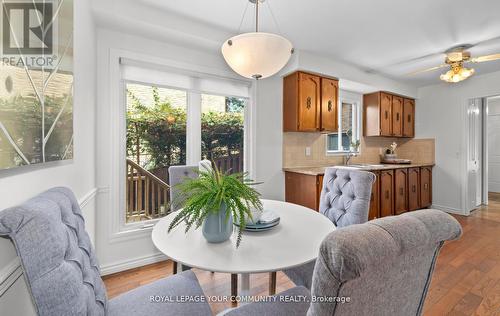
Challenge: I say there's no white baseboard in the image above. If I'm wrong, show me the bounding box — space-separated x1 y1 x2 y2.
430 204 466 215
100 253 168 276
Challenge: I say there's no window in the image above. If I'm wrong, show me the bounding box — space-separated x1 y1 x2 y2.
201 94 245 174
327 100 361 153
120 60 251 225
125 83 187 223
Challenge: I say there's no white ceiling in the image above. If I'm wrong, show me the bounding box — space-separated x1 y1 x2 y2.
117 0 500 87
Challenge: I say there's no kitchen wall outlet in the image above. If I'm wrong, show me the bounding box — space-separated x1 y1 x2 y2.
305 147 311 156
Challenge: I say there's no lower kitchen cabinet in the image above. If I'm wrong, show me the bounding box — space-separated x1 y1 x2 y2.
420 166 432 208
368 171 380 220
380 170 394 217
284 172 322 211
284 165 433 218
394 168 409 215
408 168 421 211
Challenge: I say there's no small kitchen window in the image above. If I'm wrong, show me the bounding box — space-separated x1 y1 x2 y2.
326 100 361 154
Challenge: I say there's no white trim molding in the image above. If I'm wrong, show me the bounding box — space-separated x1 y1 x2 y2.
430 204 466 215
0 258 22 297
100 252 167 276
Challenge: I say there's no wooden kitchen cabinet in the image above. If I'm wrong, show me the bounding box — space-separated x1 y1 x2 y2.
284 166 433 219
408 167 421 211
403 98 415 137
320 78 338 132
283 71 338 132
368 171 380 220
285 172 322 211
420 166 432 208
392 96 403 137
394 168 408 215
364 91 415 138
380 170 394 217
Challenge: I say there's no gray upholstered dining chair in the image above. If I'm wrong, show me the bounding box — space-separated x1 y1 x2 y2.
283 167 376 290
168 164 198 212
226 209 462 316
0 187 212 316
168 164 239 302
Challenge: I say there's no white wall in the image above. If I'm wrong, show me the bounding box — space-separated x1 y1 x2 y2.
416 70 500 214
0 1 97 313
488 98 500 193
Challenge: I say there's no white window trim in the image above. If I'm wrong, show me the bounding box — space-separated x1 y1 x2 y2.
326 94 362 156
105 49 255 243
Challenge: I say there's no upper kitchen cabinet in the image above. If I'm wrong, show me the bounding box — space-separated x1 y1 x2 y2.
403 98 415 137
364 91 415 138
283 71 338 132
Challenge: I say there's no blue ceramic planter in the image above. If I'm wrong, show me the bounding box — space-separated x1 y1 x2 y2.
202 204 233 243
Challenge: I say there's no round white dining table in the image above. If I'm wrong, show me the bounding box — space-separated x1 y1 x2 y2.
151 199 336 296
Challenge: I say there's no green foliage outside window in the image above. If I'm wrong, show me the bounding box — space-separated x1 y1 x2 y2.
127 87 244 171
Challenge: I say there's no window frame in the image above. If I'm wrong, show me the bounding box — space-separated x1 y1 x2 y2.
326 95 362 156
112 54 254 237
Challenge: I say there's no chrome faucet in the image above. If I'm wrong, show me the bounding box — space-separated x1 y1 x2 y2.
344 152 356 165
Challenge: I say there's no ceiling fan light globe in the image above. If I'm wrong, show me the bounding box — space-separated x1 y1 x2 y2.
221 32 293 79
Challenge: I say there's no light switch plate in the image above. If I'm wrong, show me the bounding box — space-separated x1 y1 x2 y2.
305 147 311 156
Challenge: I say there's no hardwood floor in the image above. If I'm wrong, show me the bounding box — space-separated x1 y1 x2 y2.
103 199 500 315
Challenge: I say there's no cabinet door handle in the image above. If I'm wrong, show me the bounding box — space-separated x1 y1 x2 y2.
412 185 416 193
399 187 404 195
385 110 388 119
385 191 389 199
408 114 411 123
396 113 400 121
424 183 428 190
371 193 374 201
306 97 312 109
328 100 333 112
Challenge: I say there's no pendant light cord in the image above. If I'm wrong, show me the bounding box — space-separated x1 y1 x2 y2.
266 0 282 35
237 1 249 33
255 0 259 32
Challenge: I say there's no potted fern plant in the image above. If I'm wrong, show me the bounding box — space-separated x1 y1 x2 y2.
167 164 262 247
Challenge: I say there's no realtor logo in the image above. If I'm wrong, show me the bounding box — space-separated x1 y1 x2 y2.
2 1 54 55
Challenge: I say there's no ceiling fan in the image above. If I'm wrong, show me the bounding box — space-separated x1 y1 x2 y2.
409 45 500 83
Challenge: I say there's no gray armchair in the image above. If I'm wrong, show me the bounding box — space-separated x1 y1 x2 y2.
284 167 376 289
0 187 212 316
227 209 462 316
168 164 198 212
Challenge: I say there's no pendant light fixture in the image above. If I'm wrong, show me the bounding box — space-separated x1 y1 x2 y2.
221 0 293 79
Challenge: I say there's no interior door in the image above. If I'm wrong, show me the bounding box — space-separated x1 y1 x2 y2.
298 73 320 131
403 98 415 137
392 96 403 137
466 98 482 211
380 93 392 136
320 78 338 132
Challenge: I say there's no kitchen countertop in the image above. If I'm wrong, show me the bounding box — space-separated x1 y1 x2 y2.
283 163 435 176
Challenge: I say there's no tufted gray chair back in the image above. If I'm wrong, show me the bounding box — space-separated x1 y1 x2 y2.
308 209 462 316
319 167 376 228
168 165 198 212
0 187 107 316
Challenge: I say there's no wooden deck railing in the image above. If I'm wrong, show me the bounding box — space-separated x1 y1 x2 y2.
126 159 170 223
213 152 243 174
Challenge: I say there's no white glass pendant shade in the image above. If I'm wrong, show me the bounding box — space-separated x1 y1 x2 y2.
439 65 475 83
221 32 293 79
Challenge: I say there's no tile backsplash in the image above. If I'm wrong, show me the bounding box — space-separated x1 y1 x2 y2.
283 133 435 168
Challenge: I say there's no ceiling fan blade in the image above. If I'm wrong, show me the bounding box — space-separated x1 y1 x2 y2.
469 53 500 63
407 64 448 76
